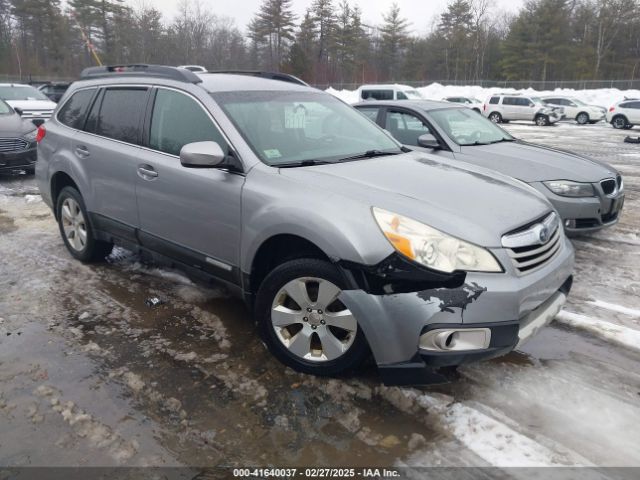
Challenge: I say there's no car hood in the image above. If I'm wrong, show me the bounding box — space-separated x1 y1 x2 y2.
458 141 618 183
0 113 36 135
280 151 552 247
5 99 56 110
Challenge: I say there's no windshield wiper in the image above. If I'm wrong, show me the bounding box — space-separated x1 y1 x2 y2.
338 150 401 162
489 138 516 144
277 159 334 168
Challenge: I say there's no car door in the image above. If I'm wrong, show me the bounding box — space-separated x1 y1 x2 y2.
626 101 640 123
72 86 150 240
134 87 244 282
501 97 518 120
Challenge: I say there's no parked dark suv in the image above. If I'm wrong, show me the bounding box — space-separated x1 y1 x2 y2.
36 65 574 385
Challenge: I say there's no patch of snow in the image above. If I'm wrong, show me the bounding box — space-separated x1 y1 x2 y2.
587 300 640 318
556 310 640 352
443 402 590 467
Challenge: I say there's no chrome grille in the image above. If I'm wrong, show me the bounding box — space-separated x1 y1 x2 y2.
502 212 562 275
0 137 29 152
601 178 616 196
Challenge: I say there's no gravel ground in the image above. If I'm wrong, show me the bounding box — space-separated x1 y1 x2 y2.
1 121 639 470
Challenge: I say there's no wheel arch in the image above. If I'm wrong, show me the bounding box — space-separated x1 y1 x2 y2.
248 233 332 295
50 171 80 220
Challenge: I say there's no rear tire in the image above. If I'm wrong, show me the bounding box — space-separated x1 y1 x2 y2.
255 258 369 377
576 112 589 125
488 112 502 123
612 116 628 129
535 114 550 126
56 186 113 262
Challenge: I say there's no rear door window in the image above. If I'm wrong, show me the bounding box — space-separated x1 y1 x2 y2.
502 97 517 105
149 88 228 156
94 88 149 144
385 110 430 146
57 89 95 130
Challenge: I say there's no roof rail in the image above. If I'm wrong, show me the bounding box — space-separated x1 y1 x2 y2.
205 70 309 86
80 64 202 84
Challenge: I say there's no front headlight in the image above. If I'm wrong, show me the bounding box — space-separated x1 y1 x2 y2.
23 129 37 142
543 180 595 197
372 207 502 273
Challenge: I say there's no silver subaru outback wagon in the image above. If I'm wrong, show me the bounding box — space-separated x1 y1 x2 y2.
36 65 574 385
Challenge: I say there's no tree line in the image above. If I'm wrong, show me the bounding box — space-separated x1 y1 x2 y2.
1 0 639 85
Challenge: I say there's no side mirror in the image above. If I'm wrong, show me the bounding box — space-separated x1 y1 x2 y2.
180 141 226 168
417 133 440 149
14 107 23 116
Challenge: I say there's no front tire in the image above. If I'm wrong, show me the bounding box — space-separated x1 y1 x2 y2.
488 112 502 123
255 258 369 377
535 114 550 126
56 186 113 262
576 112 589 125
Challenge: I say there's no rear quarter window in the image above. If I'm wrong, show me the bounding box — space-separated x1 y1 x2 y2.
361 89 394 101
57 89 95 130
489 96 500 104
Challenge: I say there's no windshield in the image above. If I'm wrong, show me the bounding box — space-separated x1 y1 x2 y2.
0 85 49 101
429 108 514 146
213 91 401 166
0 99 11 114
404 89 423 99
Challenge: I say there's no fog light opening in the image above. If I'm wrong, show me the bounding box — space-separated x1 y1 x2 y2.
420 328 491 352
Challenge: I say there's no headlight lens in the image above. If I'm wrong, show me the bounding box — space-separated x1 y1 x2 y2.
544 180 595 197
23 129 37 142
372 207 502 273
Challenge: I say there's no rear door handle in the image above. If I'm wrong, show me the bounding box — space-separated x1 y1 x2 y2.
74 146 90 158
137 164 158 180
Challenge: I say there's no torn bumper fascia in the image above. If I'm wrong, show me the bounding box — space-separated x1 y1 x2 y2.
337 237 574 385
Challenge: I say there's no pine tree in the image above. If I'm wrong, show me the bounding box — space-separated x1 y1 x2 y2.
255 0 296 69
379 3 410 81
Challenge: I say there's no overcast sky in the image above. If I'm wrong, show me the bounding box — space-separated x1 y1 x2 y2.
142 0 524 33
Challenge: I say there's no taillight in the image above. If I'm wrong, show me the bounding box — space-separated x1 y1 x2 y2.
609 107 615 112
35 124 46 143
483 104 487 111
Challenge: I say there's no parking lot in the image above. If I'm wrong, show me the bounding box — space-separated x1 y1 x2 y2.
1 121 639 469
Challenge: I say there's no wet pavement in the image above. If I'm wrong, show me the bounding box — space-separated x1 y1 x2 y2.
1 122 640 469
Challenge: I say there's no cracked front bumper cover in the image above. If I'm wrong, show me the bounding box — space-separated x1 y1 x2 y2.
337 240 574 386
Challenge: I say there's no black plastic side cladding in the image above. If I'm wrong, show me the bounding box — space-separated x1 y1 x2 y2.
338 253 466 295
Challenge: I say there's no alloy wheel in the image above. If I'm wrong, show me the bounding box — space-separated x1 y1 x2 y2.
271 277 357 362
61 198 87 252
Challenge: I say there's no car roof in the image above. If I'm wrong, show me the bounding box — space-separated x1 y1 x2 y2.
358 84 416 90
0 83 34 87
353 99 465 112
70 72 316 94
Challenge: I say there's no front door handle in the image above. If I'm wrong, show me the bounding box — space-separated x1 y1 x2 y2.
137 164 158 180
75 146 90 158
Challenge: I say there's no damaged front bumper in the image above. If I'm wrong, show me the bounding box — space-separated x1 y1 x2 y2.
337 237 574 386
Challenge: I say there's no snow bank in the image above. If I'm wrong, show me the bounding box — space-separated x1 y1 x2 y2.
327 82 640 108
556 310 640 352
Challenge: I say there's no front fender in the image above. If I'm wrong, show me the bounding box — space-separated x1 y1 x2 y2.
240 169 394 275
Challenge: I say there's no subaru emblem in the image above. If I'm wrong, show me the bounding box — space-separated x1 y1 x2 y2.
539 227 549 243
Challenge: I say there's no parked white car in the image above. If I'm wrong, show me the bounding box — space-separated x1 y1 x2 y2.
606 98 640 129
357 84 424 101
542 96 606 124
482 93 562 126
0 83 57 125
442 96 483 113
